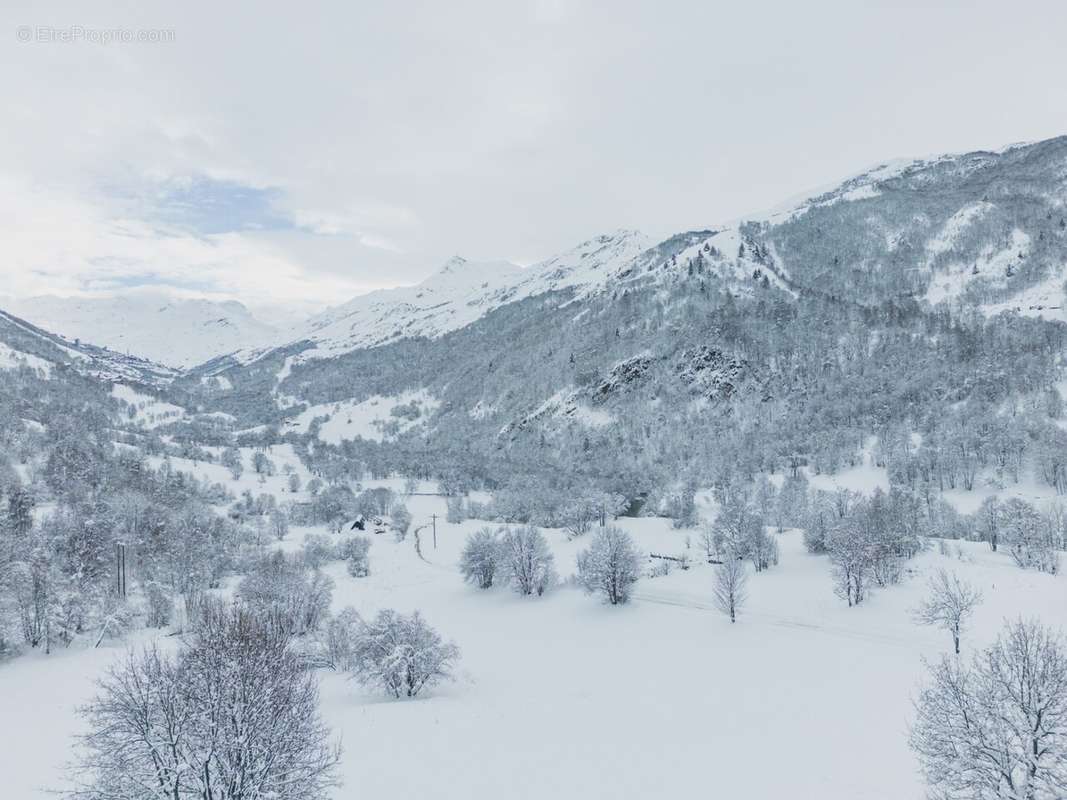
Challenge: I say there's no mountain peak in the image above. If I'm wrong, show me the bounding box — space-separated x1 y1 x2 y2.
439 255 469 274
424 256 523 288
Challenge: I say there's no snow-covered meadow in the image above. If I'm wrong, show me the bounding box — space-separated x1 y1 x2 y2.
3 462 1065 800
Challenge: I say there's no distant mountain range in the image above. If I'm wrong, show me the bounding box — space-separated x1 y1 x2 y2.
4 293 278 369
3 136 1067 471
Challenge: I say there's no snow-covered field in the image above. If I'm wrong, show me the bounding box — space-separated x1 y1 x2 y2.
286 390 440 443
3 474 1065 800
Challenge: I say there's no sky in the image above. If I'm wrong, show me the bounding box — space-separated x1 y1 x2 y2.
1 0 1066 321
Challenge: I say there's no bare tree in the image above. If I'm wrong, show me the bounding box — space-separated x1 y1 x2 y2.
827 521 870 607
713 557 748 623
912 569 983 654
910 619 1067 800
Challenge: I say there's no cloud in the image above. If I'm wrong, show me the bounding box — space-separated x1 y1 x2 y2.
1 0 1066 313
0 176 369 311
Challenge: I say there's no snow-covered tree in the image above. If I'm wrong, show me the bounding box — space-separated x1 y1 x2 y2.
349 609 460 698
1002 498 1060 574
344 536 372 578
460 527 503 589
315 606 363 671
221 446 243 480
978 496 1002 552
576 526 641 605
269 507 289 540
252 450 275 477
390 503 412 540
912 569 983 654
827 521 870 607
910 619 1067 799
143 580 173 629
499 526 556 596
71 604 339 799
238 552 333 635
712 485 777 572
561 495 600 539
302 533 338 570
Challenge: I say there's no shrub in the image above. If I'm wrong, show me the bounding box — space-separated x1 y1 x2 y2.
303 534 338 570
459 527 502 589
344 537 372 578
349 609 460 698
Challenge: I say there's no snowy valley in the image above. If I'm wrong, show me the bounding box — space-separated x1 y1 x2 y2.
3 136 1067 800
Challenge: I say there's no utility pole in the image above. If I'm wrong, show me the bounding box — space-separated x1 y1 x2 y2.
431 513 437 550
116 542 127 599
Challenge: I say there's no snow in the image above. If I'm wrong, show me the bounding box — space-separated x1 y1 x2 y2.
925 202 994 256
0 340 52 374
110 383 186 428
805 437 890 496
286 390 440 443
201 374 233 390
514 389 616 431
926 228 1032 306
5 477 1066 800
728 157 916 227
941 472 1066 515
982 262 1067 322
146 443 317 499
677 227 794 295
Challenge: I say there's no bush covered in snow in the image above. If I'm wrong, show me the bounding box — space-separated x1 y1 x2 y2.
460 527 503 589
349 609 460 698
302 533 338 570
499 526 556 596
343 536 372 578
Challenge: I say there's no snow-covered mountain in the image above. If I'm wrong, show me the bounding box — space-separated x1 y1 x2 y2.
0 308 179 384
5 293 279 368
234 230 654 364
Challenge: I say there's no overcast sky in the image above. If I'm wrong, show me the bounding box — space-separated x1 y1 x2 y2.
1 0 1065 319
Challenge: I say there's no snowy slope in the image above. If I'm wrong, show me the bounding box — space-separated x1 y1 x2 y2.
237 230 654 363
7 293 278 368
